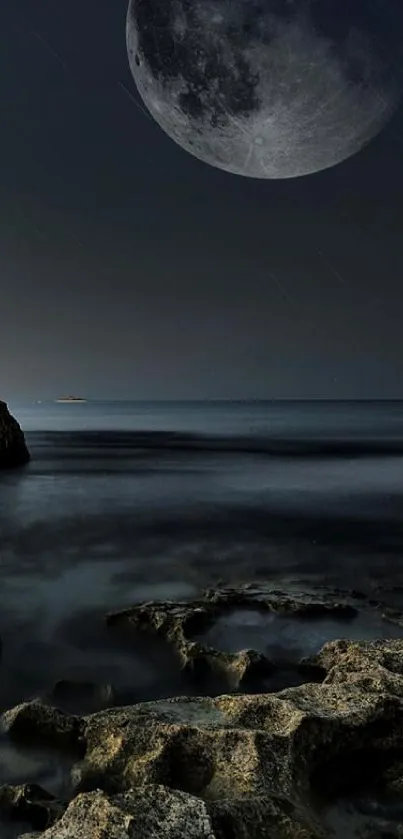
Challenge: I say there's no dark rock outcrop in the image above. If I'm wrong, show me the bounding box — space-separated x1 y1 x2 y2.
0 401 30 468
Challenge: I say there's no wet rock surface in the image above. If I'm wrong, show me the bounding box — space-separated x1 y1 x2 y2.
106 581 403 693
0 402 30 469
2 583 403 837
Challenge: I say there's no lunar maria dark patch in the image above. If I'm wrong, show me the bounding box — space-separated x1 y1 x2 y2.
126 0 403 179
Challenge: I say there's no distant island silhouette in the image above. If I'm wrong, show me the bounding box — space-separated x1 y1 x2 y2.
55 396 87 403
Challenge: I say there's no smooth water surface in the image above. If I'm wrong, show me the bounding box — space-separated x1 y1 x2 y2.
1 399 403 714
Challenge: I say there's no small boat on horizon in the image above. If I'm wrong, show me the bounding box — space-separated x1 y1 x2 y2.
55 396 87 403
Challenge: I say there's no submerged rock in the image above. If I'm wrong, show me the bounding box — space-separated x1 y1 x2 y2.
0 402 30 469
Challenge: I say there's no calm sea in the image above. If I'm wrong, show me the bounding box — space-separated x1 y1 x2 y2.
1 399 403 714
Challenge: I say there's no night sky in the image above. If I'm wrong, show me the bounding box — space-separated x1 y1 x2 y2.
1 0 403 401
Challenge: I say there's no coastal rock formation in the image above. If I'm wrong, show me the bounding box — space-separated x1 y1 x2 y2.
2 585 403 837
105 583 371 691
1 701 85 755
2 639 403 836
20 786 218 839
0 401 30 468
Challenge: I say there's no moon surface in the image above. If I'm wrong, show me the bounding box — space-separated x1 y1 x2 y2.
126 0 403 179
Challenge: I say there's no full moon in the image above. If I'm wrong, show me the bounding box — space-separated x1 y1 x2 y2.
126 0 403 179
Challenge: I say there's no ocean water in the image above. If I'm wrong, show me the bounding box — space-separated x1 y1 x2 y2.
1 399 403 716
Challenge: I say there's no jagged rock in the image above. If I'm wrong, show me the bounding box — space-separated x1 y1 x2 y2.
305 637 403 697
74 682 403 807
6 637 403 837
2 700 85 754
14 784 327 838
202 583 358 618
105 583 360 690
3 585 403 838
22 786 218 839
0 401 30 468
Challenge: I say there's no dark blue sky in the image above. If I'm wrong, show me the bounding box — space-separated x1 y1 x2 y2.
1 0 403 400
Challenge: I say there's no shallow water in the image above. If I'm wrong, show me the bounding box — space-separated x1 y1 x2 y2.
2 400 403 711
0 732 74 798
1 400 403 825
325 799 403 838
195 608 403 664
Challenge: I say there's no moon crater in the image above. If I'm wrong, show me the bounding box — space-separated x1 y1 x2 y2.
127 0 403 178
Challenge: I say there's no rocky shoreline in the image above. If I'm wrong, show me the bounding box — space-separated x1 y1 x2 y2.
2 583 403 837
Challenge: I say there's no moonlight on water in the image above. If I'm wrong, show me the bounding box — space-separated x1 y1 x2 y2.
126 0 403 179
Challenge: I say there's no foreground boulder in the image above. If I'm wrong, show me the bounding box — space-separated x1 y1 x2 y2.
4 639 403 837
0 401 30 468
22 786 219 839
4 582 403 838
